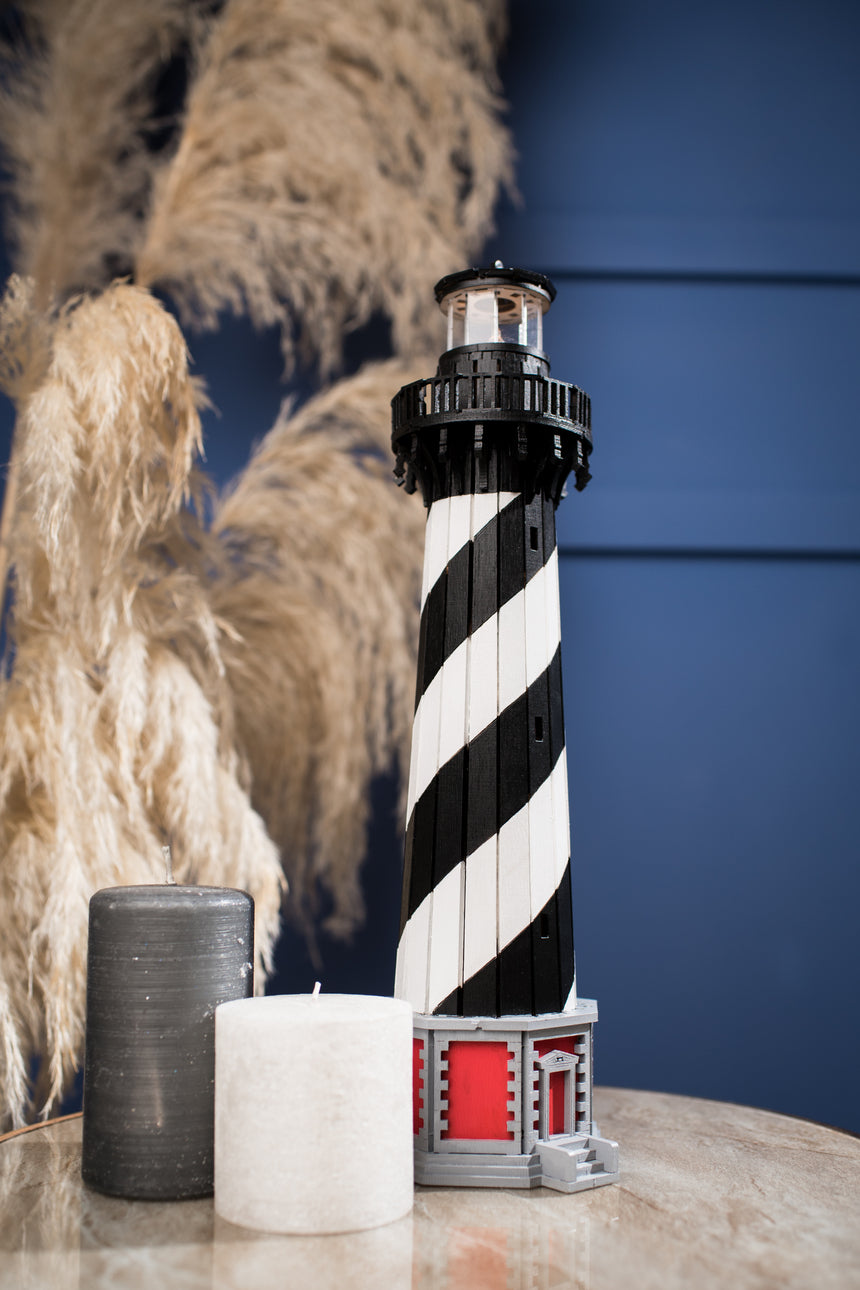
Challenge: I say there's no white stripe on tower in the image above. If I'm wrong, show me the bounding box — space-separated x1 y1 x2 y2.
424 493 472 1011
395 486 572 1017
407 548 559 817
395 496 446 1011
420 493 501 609
462 833 497 986
396 490 514 1013
458 487 503 1011
404 497 449 824
394 887 431 1013
495 502 530 967
404 493 517 824
496 755 568 946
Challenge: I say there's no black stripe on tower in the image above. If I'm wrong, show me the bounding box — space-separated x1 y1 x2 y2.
396 448 574 1017
498 492 552 1014
415 494 558 706
437 863 575 1018
401 649 564 929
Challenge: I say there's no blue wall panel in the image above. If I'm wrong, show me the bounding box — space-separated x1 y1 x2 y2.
496 0 860 274
547 279 860 551
561 555 860 1129
492 0 860 1130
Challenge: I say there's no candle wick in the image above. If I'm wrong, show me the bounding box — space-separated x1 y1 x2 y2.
312 981 321 998
162 845 176 885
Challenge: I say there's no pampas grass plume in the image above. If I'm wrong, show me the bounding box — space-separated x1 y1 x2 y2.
136 0 512 370
213 358 427 934
0 0 192 303
0 0 513 1126
0 284 284 1127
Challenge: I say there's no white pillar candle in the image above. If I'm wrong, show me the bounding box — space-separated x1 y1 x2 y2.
214 994 413 1235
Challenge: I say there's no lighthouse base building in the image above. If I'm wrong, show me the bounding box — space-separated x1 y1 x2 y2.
412 1006 618 1191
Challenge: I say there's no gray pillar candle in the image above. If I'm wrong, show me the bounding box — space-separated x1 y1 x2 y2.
81 884 254 1200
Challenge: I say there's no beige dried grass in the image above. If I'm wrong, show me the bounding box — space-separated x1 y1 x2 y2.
0 275 52 603
212 357 427 936
0 283 284 1126
136 0 512 370
0 285 427 1126
0 0 511 1126
0 0 192 303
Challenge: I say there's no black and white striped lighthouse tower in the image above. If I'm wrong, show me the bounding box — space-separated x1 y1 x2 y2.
392 266 619 1191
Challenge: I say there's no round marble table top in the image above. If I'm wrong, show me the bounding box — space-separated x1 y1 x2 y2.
1 1087 858 1290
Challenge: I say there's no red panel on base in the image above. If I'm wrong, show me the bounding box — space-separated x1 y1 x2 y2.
442 1041 514 1141
533 1036 577 1136
413 1037 424 1136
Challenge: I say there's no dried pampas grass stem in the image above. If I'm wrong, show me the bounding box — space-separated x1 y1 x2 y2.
213 357 427 934
136 0 512 369
0 283 284 1127
0 0 193 304
0 0 512 1127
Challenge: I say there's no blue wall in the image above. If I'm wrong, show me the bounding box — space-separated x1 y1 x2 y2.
490 0 860 1132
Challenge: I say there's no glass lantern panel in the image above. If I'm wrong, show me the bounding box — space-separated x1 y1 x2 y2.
446 293 467 348
465 290 498 344
525 298 543 350
497 290 526 344
446 301 455 351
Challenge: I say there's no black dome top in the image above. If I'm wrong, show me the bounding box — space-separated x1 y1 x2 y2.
434 265 556 305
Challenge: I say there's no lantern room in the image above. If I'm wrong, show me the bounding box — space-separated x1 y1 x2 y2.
435 264 555 352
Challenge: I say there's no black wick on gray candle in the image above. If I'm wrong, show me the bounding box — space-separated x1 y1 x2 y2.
162 845 177 885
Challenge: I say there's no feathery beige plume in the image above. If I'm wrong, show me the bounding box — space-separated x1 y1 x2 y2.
136 0 512 369
0 0 512 1126
0 275 53 601
0 0 192 303
212 357 427 934
0 283 284 1127
0 274 51 402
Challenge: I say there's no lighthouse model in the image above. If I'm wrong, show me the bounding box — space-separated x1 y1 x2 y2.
391 266 619 1191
